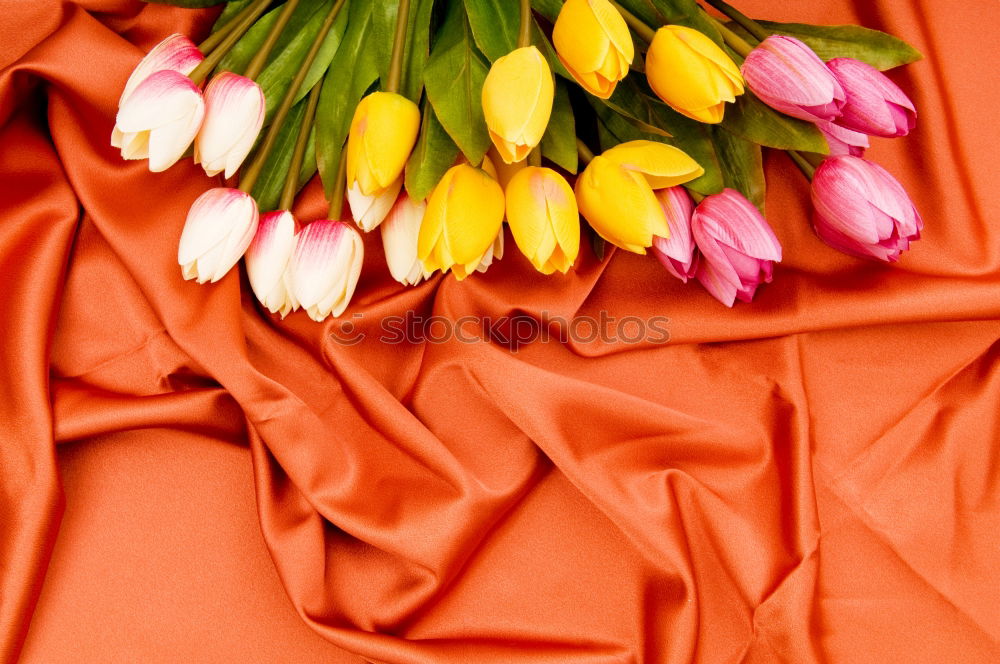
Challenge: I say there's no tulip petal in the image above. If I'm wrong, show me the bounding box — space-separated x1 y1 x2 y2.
694 189 782 261
348 177 402 232
116 70 204 133
246 210 298 305
120 34 204 106
482 47 554 163
381 193 429 286
292 221 364 320
602 140 705 188
177 188 259 284
575 156 668 253
195 73 265 178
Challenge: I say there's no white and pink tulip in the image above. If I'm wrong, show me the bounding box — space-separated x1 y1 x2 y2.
741 36 845 123
651 186 698 283
380 193 433 286
112 69 205 172
195 72 265 178
691 189 782 307
118 33 203 107
811 155 922 262
246 210 300 317
826 58 916 138
290 221 364 321
177 187 259 283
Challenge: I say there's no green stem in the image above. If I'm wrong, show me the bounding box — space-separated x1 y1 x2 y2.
198 0 270 54
189 0 271 85
244 0 300 80
240 0 347 193
787 150 816 180
702 0 770 42
328 146 348 219
706 14 755 58
576 139 596 165
610 1 656 44
688 189 705 203
527 146 542 167
385 0 412 93
278 82 321 210
517 0 533 48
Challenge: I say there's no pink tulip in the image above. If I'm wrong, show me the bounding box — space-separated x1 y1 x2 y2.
112 69 205 172
811 156 922 262
742 36 845 122
195 72 265 178
691 189 782 307
290 221 364 321
381 193 433 286
826 58 916 137
651 187 697 282
118 33 203 107
816 120 869 157
178 188 259 283
246 210 300 317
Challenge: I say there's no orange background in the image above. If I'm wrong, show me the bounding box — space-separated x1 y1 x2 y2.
2 1 999 662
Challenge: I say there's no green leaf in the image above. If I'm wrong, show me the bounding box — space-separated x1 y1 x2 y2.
216 0 329 78
464 0 519 62
145 0 225 7
250 98 308 211
405 101 460 201
712 128 764 212
720 92 829 153
315 0 380 196
423 0 492 164
541 79 577 173
213 0 254 29
601 78 673 137
756 21 922 70
371 0 435 98
647 0 723 45
255 1 349 122
530 0 562 22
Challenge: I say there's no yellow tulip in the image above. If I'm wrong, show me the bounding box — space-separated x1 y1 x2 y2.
418 164 505 280
346 91 421 229
645 25 744 124
601 139 704 188
552 0 633 99
575 155 669 254
482 46 554 164
506 167 580 274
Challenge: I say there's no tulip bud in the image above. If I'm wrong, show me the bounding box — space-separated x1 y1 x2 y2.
741 36 845 123
575 156 669 254
482 46 554 164
816 120 868 157
691 189 782 307
119 33 203 107
505 167 580 274
290 221 364 321
552 0 633 99
246 210 299 317
178 187 259 284
112 69 205 172
346 92 421 230
645 25 744 124
418 164 505 280
651 187 697 282
826 58 916 137
601 140 705 189
381 193 433 286
811 156 922 262
194 72 265 178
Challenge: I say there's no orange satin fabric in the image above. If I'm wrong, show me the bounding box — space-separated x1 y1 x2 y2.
2 0 999 662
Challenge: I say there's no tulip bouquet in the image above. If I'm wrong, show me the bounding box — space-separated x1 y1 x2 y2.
119 0 923 317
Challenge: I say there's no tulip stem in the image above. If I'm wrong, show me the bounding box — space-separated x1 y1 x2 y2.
244 0 300 80
385 0 412 94
328 145 348 219
239 0 347 194
279 82 321 211
701 0 771 43
528 147 542 167
576 139 595 165
189 0 271 85
706 15 755 58
198 0 271 55
687 189 705 203
517 0 533 48
609 1 656 45
787 151 816 180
